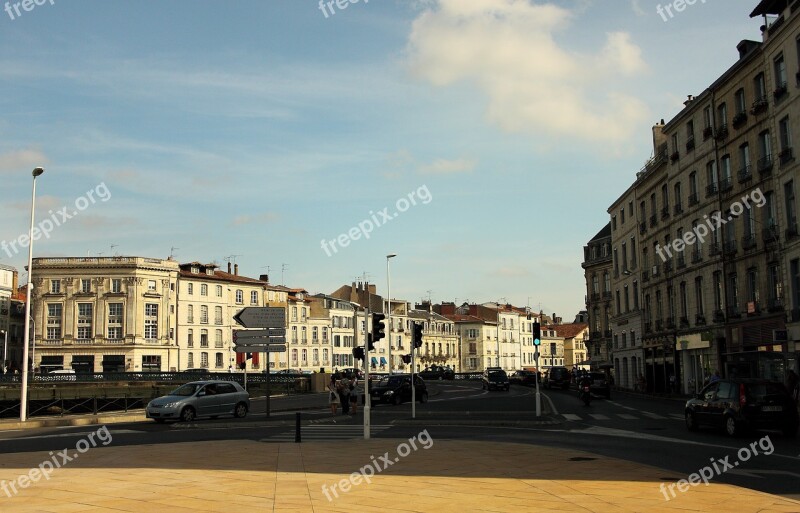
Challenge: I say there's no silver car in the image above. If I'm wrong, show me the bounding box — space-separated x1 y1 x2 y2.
146 380 250 423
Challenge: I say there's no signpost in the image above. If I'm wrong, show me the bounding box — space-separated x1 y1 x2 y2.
233 307 287 418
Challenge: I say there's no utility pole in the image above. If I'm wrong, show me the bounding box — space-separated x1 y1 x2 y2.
364 279 371 440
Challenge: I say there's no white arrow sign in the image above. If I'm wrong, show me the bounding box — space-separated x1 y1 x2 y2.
233 307 286 329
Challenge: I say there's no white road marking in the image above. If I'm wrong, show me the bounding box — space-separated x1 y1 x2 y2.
10 429 140 441
588 414 610 420
617 414 638 420
562 414 582 421
641 412 667 419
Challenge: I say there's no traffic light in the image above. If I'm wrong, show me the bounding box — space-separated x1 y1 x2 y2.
372 313 386 341
532 322 541 346
352 347 365 361
413 323 423 348
367 333 375 352
401 354 412 364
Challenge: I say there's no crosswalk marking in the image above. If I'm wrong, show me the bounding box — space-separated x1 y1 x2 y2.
641 412 668 419
668 413 685 420
562 414 582 421
617 414 638 420
588 414 610 420
263 424 392 442
560 412 682 422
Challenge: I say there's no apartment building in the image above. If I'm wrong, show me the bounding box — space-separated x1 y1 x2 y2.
409 305 458 370
0 264 15 371
308 294 358 372
582 223 614 371
556 323 590 372
30 257 179 373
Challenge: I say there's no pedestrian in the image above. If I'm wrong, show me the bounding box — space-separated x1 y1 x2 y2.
786 369 799 404
669 373 676 393
338 378 350 415
349 376 359 415
328 376 340 415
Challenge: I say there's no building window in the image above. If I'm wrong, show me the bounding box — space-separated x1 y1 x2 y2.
200 305 208 324
754 72 766 100
148 280 157 292
215 329 223 348
251 291 258 305
774 53 787 90
199 284 207 296
111 279 122 293
144 304 158 340
200 352 208 368
187 353 194 368
187 283 193 295
235 290 243 304
216 285 222 297
46 303 62 339
735 88 746 115
80 279 91 293
187 329 194 348
142 355 161 372
785 180 797 235
215 306 223 325
187 304 194 324
215 352 223 368
108 303 123 340
200 329 208 348
50 280 61 294
77 303 92 340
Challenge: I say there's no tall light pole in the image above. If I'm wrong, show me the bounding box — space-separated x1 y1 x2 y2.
21 166 44 422
1 329 7 374
386 254 396 374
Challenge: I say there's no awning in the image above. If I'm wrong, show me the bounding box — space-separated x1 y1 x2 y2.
371 357 378 365
379 357 387 365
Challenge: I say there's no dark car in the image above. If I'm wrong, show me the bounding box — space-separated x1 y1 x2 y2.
544 367 571 390
589 372 611 399
685 378 799 437
482 367 510 391
509 370 538 386
370 374 428 405
418 366 455 381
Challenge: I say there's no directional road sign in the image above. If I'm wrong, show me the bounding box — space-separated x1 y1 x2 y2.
233 307 286 329
234 345 287 353
234 329 286 341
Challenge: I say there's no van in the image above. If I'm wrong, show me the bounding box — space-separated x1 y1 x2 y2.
545 367 570 389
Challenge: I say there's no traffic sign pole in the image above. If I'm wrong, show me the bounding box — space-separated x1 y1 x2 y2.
535 350 541 417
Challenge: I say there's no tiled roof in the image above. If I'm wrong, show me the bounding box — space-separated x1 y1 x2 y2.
550 323 589 339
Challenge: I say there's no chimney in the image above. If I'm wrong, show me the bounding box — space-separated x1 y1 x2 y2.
234 263 238 276
259 274 269 283
683 95 694 106
227 262 232 274
368 284 376 295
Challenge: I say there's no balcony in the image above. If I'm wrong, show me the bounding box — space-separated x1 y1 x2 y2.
670 151 679 163
779 147 794 166
742 235 757 251
664 261 673 274
713 310 725 322
678 316 689 328
773 82 788 101
639 222 647 234
732 111 747 129
649 214 658 228
750 96 768 115
709 242 721 256
757 155 773 175
665 317 675 329
723 240 737 255
695 314 706 325
719 177 733 193
763 225 780 245
685 136 695 152
702 126 713 140
767 297 784 312
737 165 752 183
602 291 612 300
705 183 718 197
591 292 600 301
688 192 699 206
714 125 729 141
673 203 683 216
676 254 686 269
661 206 670 220
691 249 702 263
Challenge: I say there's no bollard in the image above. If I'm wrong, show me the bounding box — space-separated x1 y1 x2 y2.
295 412 301 443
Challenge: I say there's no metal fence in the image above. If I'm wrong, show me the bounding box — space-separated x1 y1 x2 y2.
0 371 309 385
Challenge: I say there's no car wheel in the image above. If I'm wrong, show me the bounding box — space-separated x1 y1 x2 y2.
420 391 429 403
782 423 798 438
180 406 196 423
724 415 739 437
234 402 248 418
685 410 698 431
393 394 402 406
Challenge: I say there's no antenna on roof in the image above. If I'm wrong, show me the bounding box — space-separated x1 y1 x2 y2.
169 246 179 260
110 244 118 256
281 263 288 286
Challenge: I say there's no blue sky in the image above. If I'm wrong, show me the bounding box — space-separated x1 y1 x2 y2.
0 0 762 317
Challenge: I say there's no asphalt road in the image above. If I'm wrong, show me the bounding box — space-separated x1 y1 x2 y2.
1 381 798 500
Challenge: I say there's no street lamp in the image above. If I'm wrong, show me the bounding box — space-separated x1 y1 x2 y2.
386 254 396 374
1 329 7 373
21 166 44 422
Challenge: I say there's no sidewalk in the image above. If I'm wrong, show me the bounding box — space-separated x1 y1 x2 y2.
0 438 796 512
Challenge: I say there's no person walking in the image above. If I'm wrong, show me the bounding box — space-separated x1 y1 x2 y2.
338 378 350 415
328 376 340 415
348 375 359 415
786 369 799 405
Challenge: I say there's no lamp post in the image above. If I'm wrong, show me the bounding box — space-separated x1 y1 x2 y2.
386 254 396 374
1 329 7 374
21 166 44 422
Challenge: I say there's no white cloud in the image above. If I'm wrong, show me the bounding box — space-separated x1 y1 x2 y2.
405 0 650 147
418 157 476 175
0 148 48 174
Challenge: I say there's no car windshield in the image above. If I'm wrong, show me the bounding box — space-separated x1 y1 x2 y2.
489 371 506 379
170 383 202 396
590 373 606 381
380 376 404 386
746 382 787 399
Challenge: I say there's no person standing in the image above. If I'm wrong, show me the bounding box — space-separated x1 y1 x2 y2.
786 369 799 405
348 375 359 415
328 376 340 415
339 378 350 415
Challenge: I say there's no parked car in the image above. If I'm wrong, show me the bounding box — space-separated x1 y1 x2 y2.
685 378 799 437
146 380 250 423
418 365 455 380
482 367 510 391
544 367 571 390
337 368 365 380
370 374 428 405
509 370 538 386
589 371 612 399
